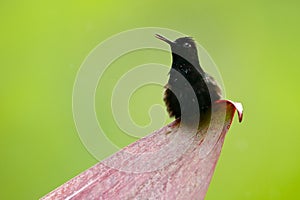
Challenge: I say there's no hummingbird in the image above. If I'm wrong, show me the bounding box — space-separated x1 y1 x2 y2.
155 34 222 125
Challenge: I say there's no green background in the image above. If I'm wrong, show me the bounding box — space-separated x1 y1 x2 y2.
1 0 299 199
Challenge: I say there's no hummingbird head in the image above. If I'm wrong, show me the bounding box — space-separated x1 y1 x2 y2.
155 34 199 67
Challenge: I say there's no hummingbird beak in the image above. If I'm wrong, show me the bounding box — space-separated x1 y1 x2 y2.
155 34 174 45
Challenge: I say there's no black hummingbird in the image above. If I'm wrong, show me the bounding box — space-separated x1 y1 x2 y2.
155 34 222 125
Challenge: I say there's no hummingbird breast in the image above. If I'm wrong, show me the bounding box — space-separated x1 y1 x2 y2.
163 63 222 121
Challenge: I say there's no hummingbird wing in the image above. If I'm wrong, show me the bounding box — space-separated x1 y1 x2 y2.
204 73 222 102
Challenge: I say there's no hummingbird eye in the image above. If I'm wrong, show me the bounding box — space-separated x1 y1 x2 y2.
183 42 191 48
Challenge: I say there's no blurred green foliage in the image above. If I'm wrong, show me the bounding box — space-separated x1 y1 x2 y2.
0 0 299 199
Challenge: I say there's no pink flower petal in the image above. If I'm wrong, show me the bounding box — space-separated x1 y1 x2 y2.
41 100 243 200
